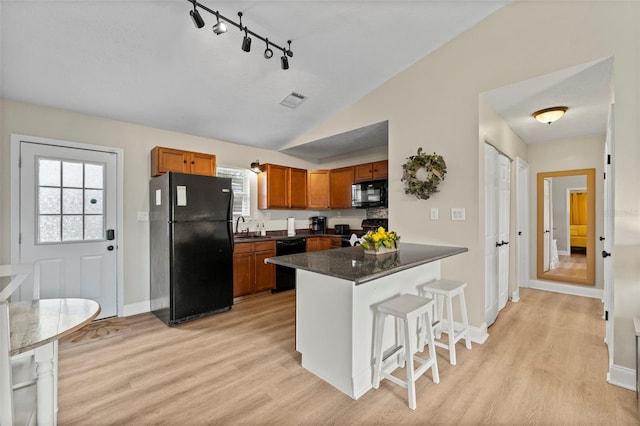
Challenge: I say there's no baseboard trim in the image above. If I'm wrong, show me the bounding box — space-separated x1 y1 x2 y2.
441 320 489 344
524 280 603 299
122 300 150 317
511 288 520 302
607 363 636 391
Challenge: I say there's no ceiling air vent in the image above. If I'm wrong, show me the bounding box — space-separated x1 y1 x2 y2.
280 92 307 109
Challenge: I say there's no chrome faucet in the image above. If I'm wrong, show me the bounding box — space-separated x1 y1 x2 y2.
235 216 245 234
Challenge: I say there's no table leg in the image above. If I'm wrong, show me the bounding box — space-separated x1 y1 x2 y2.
34 342 56 426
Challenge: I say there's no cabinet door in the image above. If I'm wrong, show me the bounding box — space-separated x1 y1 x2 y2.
306 237 321 252
307 170 330 209
233 251 254 297
330 238 342 249
372 160 388 180
254 250 276 292
258 164 288 209
288 167 308 209
190 152 217 176
354 163 373 182
330 167 354 209
319 237 333 251
152 147 189 176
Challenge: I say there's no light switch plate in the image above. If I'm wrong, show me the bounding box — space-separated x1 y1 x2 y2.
451 208 466 221
430 207 439 221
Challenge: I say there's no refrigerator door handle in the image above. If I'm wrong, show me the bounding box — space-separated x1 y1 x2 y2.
228 189 235 253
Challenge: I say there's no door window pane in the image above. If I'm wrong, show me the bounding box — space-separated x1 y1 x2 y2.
62 161 84 188
39 216 61 242
85 215 103 240
62 216 84 241
85 164 104 189
84 189 103 214
39 188 61 214
63 188 83 214
39 159 60 186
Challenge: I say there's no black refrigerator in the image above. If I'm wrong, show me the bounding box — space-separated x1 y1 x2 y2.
149 172 234 325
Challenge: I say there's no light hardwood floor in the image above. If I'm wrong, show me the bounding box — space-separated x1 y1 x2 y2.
57 288 639 425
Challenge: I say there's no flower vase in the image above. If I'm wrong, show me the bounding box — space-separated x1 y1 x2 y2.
363 244 399 256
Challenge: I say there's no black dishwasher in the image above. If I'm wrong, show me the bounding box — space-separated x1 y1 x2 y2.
273 237 306 293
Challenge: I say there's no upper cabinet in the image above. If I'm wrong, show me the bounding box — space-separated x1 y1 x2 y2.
354 160 388 182
151 146 216 177
307 170 330 210
330 167 355 209
258 164 308 210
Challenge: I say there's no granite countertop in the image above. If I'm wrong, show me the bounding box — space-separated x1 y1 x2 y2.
265 243 468 285
234 229 362 243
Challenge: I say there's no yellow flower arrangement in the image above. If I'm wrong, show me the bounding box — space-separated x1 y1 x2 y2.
360 227 399 251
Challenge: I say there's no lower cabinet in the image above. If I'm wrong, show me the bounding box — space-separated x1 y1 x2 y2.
233 241 276 297
330 237 343 249
306 237 333 252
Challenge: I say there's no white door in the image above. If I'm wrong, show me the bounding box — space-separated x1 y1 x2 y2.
18 141 118 319
515 157 530 301
484 144 499 326
603 103 615 362
497 153 511 310
542 178 552 272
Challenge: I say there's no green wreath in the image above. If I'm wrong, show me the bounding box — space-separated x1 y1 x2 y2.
401 147 447 200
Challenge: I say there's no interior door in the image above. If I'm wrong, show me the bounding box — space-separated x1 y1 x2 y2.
603 103 615 362
515 157 530 299
18 141 118 318
497 153 511 310
484 144 499 326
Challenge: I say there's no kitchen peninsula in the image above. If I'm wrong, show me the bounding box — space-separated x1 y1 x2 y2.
265 243 468 399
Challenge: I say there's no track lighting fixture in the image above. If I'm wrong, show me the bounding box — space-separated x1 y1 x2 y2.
187 1 293 70
189 0 205 28
264 39 274 59
212 12 227 35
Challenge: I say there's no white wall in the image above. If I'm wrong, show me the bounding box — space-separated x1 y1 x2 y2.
288 1 640 370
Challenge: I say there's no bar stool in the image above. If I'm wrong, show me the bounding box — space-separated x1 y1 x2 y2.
418 279 471 365
372 294 439 410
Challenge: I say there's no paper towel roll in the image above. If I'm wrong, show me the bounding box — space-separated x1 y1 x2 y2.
287 217 296 237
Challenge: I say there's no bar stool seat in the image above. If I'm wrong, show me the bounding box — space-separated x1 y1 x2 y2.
372 294 439 410
418 279 472 365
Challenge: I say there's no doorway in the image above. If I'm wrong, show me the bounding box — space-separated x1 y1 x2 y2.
11 135 123 319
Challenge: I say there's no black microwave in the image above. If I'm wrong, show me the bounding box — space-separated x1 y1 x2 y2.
352 180 387 208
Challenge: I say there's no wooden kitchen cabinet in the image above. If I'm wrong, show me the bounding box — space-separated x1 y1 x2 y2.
306 237 333 252
258 164 308 209
330 237 343 249
307 170 330 209
150 146 216 177
233 241 276 297
329 166 355 209
354 160 388 182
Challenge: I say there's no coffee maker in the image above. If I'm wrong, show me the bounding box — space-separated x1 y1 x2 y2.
309 216 327 234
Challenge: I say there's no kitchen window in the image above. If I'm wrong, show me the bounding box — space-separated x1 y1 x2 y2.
216 167 250 217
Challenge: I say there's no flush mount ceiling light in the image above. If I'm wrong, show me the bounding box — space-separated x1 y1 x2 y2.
532 106 568 124
250 161 262 173
187 1 294 70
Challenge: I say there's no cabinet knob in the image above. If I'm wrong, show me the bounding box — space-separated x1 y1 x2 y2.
191 161 195 164
183 160 187 164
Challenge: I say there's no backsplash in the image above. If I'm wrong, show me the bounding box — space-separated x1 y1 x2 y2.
366 207 388 219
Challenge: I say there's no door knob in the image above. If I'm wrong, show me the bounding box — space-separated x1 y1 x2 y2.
107 245 115 251
501 240 509 246
496 241 503 247
602 250 611 258
599 236 605 241
544 230 550 233
518 231 522 236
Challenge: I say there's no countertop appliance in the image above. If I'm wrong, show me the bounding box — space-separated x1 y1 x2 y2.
334 224 351 235
309 216 327 234
149 172 234 325
352 180 388 208
361 218 389 233
274 237 306 293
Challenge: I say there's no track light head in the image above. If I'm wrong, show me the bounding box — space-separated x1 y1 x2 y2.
212 12 227 35
264 38 273 59
190 1 205 28
281 54 289 70
242 31 252 52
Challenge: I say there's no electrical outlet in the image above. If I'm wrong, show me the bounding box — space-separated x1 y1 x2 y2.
137 212 149 222
430 207 439 221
